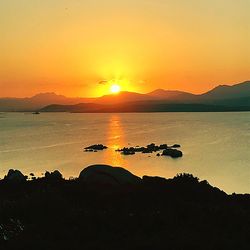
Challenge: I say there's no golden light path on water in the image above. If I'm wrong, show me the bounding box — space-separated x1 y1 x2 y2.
102 114 176 179
104 114 128 167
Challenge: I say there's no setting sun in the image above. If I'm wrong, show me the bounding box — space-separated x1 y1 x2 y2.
110 84 121 94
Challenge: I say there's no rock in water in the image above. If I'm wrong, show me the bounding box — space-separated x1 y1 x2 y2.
84 144 108 151
4 169 26 183
162 148 183 158
79 165 141 185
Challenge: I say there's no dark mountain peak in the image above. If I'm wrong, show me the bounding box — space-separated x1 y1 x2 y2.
147 89 196 101
202 81 250 99
205 84 230 92
234 80 250 86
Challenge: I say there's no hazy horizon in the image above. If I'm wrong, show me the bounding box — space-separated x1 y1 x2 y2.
1 79 250 99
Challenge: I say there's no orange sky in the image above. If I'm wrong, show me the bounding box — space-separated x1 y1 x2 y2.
0 0 249 97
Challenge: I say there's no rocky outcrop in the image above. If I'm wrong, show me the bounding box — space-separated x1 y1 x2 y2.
116 143 169 154
4 169 26 183
45 170 63 181
79 165 141 185
84 144 108 152
162 148 183 158
116 143 183 157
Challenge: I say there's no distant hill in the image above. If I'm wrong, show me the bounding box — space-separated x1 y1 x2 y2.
1 80 250 111
41 103 106 112
200 81 250 100
41 100 250 113
147 89 197 101
0 92 94 111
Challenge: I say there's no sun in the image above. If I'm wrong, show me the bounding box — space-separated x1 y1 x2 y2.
110 84 121 94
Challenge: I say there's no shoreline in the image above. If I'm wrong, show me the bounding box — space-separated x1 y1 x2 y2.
1 166 249 195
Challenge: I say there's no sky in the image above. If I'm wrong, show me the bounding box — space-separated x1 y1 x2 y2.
0 0 249 97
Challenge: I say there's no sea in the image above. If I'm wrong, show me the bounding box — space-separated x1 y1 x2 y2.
0 112 249 194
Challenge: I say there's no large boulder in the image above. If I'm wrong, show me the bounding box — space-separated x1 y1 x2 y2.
4 169 26 183
79 165 141 185
162 148 183 158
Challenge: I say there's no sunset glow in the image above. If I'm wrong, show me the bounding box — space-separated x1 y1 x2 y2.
0 1 249 97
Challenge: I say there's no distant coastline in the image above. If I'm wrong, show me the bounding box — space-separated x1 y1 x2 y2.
39 103 250 113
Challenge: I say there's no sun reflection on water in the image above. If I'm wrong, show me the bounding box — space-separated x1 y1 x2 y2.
104 114 128 167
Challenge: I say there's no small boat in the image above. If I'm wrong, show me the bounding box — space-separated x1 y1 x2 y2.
32 111 40 115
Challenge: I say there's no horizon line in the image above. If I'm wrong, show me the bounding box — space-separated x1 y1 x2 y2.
1 80 249 99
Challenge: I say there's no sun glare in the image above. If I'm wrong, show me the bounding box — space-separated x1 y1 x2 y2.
110 84 121 94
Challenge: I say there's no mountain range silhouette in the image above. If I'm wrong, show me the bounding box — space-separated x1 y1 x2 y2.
1 81 250 112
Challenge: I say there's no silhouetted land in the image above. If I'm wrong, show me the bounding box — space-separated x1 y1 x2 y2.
40 102 250 113
1 81 250 112
0 166 249 250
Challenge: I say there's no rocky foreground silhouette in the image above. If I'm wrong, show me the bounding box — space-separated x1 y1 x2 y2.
0 165 249 250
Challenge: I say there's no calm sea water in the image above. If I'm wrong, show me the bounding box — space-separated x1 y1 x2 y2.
0 112 249 193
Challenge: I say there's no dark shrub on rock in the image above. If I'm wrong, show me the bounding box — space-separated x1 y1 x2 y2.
44 170 63 181
173 173 199 183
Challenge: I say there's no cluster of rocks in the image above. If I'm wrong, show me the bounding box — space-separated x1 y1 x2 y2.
3 165 198 186
83 143 182 158
3 169 64 183
84 144 108 152
2 165 140 186
4 169 27 183
116 143 182 158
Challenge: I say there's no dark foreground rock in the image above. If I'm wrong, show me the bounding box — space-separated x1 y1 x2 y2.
0 166 249 250
4 169 27 183
44 170 63 181
79 165 141 185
